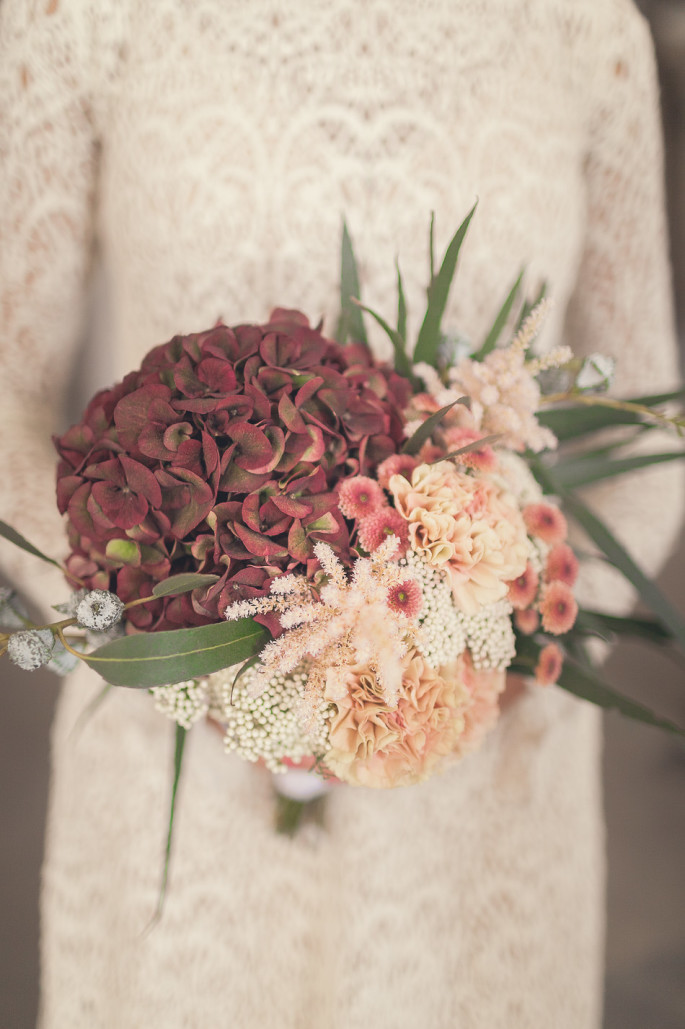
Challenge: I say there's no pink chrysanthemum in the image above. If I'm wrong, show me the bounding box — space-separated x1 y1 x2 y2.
535 642 564 686
442 427 498 473
506 561 539 609
386 579 423 619
539 580 578 635
377 454 418 490
545 543 579 586
357 507 409 556
337 475 385 520
523 503 568 545
515 608 540 635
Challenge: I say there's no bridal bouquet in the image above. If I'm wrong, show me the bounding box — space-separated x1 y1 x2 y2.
2 207 684 846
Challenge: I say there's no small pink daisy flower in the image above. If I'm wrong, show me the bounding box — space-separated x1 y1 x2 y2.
506 562 539 609
337 475 385 520
539 580 578 635
515 609 540 635
357 507 409 556
443 427 498 473
545 543 579 586
535 642 564 686
377 454 418 490
523 503 568 545
387 579 423 619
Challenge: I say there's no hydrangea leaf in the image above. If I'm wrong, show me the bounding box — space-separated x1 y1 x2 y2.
151 573 220 599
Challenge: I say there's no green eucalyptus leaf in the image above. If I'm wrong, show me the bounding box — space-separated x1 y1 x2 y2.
82 618 269 688
472 269 524 360
401 398 470 456
414 203 478 367
335 220 367 345
551 450 684 490
151 573 220 599
0 519 62 570
353 300 413 380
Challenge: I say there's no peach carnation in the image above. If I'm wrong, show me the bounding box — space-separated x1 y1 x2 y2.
456 654 507 753
323 650 468 788
539 580 578 635
545 543 579 586
337 476 385 520
390 462 529 615
523 503 568 545
535 642 564 685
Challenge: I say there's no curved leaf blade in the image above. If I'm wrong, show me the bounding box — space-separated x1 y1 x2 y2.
538 388 685 442
396 260 407 343
472 269 524 360
414 203 478 366
151 573 220 599
147 723 187 931
552 450 684 490
335 220 367 345
354 300 413 380
83 618 269 688
401 398 470 456
0 519 62 570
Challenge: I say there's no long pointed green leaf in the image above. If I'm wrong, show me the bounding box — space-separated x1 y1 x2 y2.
147 723 187 930
515 280 547 331
512 638 684 738
428 212 436 282
401 399 470 456
575 608 672 644
552 449 684 490
472 269 524 360
82 618 269 688
396 260 407 343
0 519 62 570
538 388 685 441
335 220 367 345
354 300 413 380
535 463 685 653
414 203 477 366
431 433 501 464
151 573 220 599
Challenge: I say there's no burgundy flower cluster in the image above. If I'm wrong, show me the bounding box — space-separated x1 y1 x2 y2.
55 310 411 631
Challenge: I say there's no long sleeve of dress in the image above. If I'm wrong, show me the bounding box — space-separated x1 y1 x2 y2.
564 0 684 609
0 0 98 613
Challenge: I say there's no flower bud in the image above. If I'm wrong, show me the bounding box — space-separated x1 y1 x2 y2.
76 589 125 631
7 629 55 671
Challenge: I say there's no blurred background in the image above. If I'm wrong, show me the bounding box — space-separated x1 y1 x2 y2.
1 1 684 1026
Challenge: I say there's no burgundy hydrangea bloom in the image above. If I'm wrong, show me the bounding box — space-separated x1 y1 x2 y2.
55 310 412 632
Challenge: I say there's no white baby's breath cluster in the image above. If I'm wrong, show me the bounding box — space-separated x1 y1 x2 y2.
207 665 331 773
224 537 418 716
402 550 516 672
150 678 210 730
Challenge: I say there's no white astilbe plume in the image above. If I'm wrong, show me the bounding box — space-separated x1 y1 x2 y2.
224 536 418 716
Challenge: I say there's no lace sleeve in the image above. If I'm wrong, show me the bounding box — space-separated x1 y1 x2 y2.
564 0 684 610
0 0 99 612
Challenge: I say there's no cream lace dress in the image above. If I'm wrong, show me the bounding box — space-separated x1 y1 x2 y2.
0 1 682 1026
